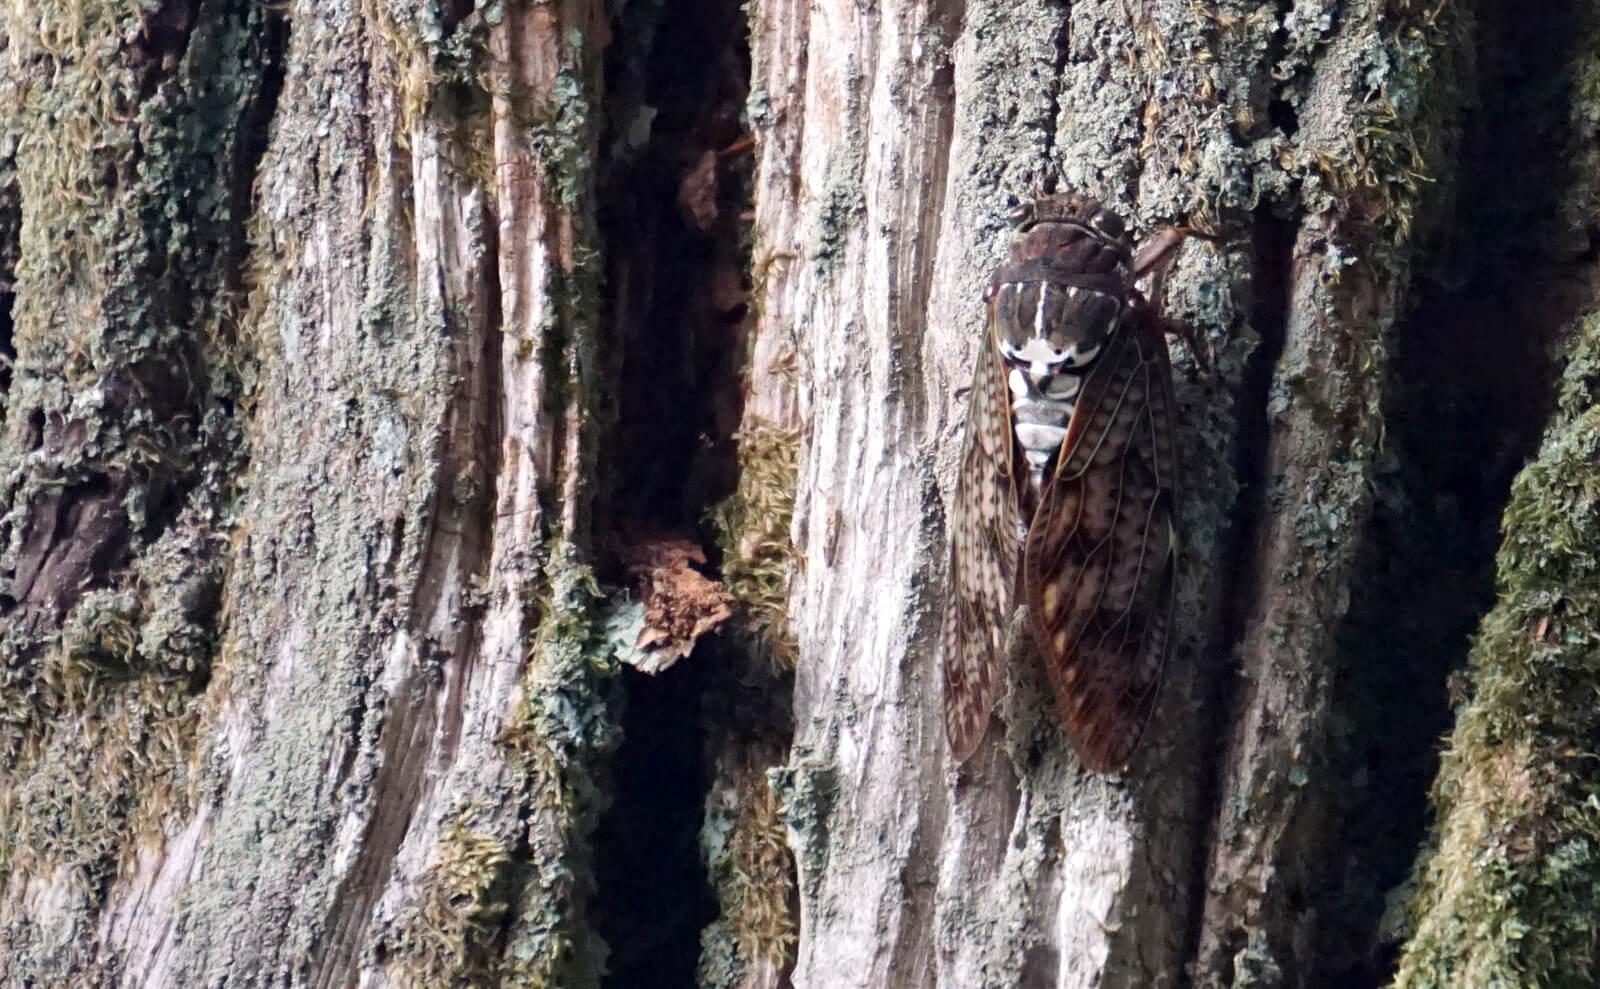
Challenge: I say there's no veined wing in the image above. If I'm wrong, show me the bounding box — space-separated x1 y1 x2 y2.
1021 311 1177 771
943 318 1022 762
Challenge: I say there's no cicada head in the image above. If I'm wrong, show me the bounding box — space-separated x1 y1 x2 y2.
987 195 1137 381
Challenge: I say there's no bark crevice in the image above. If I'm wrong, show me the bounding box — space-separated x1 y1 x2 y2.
590 0 771 983
1182 206 1297 974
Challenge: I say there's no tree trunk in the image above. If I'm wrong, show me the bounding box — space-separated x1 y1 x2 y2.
0 0 1596 987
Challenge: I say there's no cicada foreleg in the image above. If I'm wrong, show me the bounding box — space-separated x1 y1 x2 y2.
1130 225 1220 279
1132 225 1222 370
1143 309 1213 371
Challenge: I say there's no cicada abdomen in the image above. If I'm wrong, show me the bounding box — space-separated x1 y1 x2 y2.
942 194 1187 772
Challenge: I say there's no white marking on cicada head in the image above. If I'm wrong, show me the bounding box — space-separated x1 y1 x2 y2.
1068 340 1100 364
1001 335 1101 388
1002 336 1063 367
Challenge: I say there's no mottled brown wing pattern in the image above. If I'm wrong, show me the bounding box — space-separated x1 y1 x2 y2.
942 319 1020 761
1022 308 1177 771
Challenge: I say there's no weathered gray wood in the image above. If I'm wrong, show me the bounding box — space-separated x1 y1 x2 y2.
0 0 615 985
5 0 1598 986
743 0 1464 986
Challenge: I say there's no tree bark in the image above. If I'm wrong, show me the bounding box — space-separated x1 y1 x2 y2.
0 0 617 985
746 0 1468 985
0 0 1597 987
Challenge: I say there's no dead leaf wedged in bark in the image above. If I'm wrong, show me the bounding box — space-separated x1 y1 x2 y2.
618 532 734 673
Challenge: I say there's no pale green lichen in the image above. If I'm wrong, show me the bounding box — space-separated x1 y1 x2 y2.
383 542 622 989
765 750 834 907
493 542 622 989
809 167 866 275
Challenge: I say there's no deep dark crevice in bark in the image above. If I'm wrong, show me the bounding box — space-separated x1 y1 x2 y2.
1219 212 1294 712
178 2 287 671
129 0 199 99
596 663 719 988
592 0 760 983
1311 5 1591 986
1266 98 1297 141
0 291 12 401
1240 0 1295 147
138 2 287 539
1038 13 1072 192
1182 208 1295 976
598 1 751 533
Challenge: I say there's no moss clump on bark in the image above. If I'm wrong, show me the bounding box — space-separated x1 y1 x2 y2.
707 419 799 670
362 0 496 140
1393 310 1600 987
390 808 516 989
1312 0 1468 246
698 762 798 988
0 513 221 884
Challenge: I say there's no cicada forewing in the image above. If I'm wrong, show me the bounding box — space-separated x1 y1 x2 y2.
941 312 1022 762
1021 306 1178 772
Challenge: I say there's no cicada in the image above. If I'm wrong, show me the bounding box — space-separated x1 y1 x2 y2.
942 193 1200 771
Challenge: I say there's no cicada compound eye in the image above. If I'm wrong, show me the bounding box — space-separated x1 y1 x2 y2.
1088 208 1125 240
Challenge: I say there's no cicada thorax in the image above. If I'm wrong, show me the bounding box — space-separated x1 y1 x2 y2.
987 201 1138 517
943 193 1181 771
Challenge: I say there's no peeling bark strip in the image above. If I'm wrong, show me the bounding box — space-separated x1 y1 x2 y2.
616 532 734 671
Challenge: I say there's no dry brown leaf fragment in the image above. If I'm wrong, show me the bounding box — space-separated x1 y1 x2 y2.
620 532 734 672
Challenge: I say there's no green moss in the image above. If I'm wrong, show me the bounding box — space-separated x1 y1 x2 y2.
1305 1 1467 246
698 765 797 988
363 0 497 143
0 507 221 900
390 807 516 988
1393 310 1600 987
0 0 268 945
707 419 800 670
